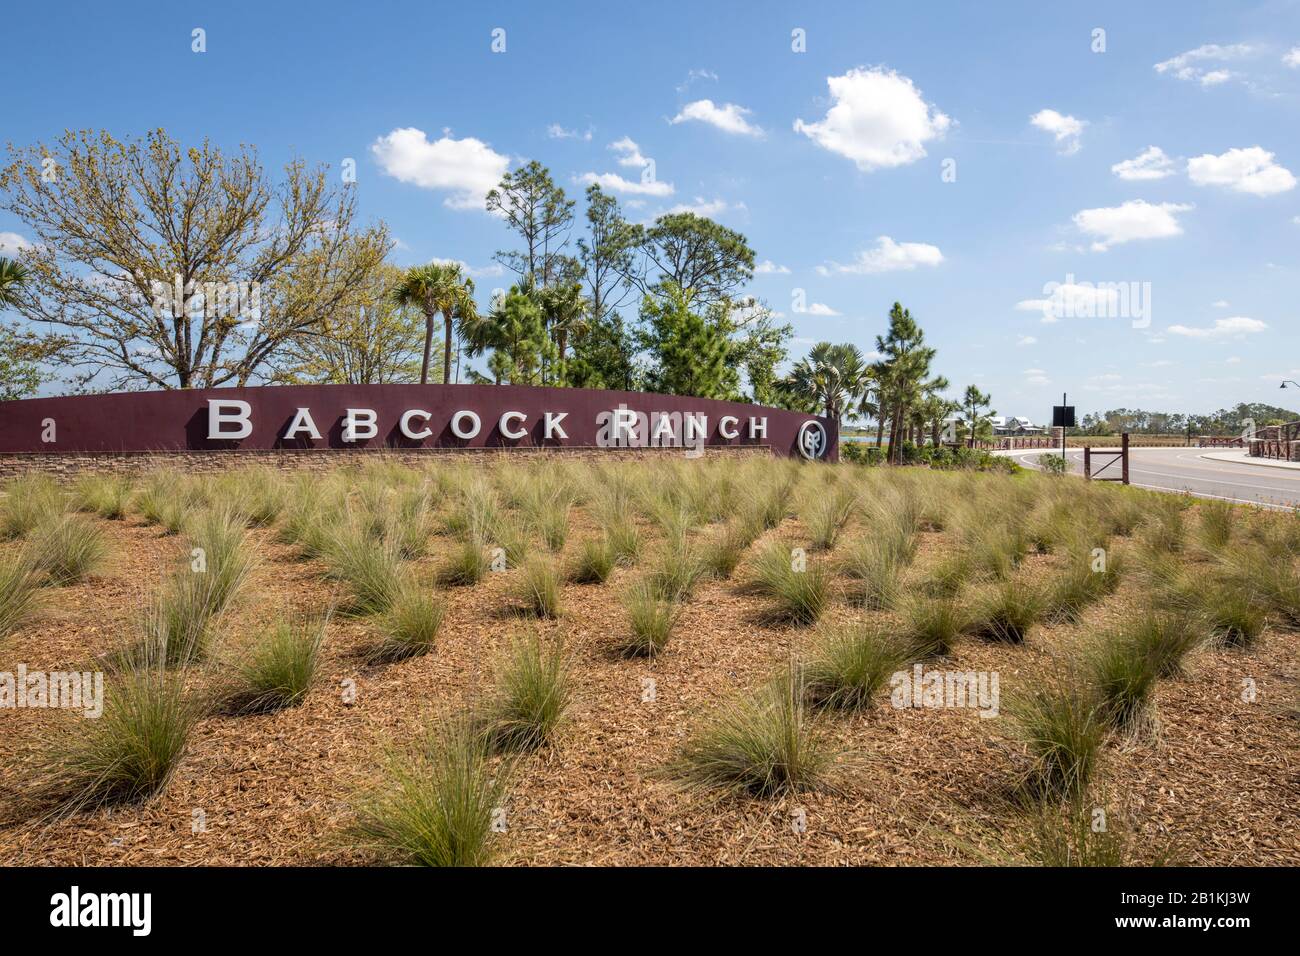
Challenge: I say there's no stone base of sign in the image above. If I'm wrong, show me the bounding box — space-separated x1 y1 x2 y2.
0 445 772 481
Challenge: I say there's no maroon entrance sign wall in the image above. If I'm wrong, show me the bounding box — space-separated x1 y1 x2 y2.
0 384 837 461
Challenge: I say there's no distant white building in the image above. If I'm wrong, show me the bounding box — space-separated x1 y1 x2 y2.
941 414 1045 437
997 415 1044 435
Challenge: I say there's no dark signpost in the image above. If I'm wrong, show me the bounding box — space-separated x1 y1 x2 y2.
1051 393 1075 465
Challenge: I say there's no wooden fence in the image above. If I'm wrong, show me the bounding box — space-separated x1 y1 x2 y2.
1249 421 1300 462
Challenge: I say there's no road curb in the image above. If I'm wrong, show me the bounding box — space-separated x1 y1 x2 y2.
1196 451 1300 472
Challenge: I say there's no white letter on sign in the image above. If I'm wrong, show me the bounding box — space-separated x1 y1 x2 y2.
544 411 568 440
343 408 378 442
685 413 707 445
284 407 321 440
499 411 527 440
451 410 481 439
400 409 432 440
208 400 252 439
719 415 739 440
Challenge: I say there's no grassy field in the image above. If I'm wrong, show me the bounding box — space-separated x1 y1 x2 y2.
1066 435 1190 448
0 457 1296 866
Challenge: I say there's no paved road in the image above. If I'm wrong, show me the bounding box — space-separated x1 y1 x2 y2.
1011 446 1300 509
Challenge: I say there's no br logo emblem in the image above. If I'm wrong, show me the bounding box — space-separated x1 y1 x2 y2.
797 420 827 460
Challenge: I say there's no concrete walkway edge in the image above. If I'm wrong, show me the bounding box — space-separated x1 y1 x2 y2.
1197 450 1300 471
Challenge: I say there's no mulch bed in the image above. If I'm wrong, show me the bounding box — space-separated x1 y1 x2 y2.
1 494 1296 866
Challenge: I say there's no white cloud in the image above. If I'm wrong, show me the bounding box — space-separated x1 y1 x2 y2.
1167 316 1267 339
1283 47 1300 67
1024 368 1050 385
664 197 736 217
577 171 674 197
1225 356 1241 364
1187 146 1296 196
1212 299 1230 308
371 128 509 211
1112 146 1175 181
0 231 33 256
755 260 790 275
671 100 763 137
609 137 649 168
1072 199 1193 251
677 68 719 92
805 303 841 316
1017 335 1038 346
589 139 679 197
430 257 505 279
1154 43 1255 84
819 236 943 274
793 66 950 172
547 124 591 141
1030 109 1086 155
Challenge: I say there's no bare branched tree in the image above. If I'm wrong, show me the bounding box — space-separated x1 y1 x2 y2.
0 128 390 389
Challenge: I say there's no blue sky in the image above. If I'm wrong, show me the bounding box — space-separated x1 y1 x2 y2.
3 0 1299 419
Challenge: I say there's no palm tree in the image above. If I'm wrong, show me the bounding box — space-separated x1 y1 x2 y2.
785 342 870 427
926 395 961 446
537 281 588 384
0 257 30 308
909 381 953 446
391 263 479 385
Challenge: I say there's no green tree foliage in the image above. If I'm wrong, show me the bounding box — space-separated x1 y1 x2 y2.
0 324 41 400
956 384 995 445
536 281 588 379
390 262 478 385
638 283 737 399
872 303 943 462
271 263 425 384
1077 403 1300 435
637 213 755 308
566 311 639 391
0 256 30 308
465 284 558 385
486 161 576 287
0 257 41 399
577 184 642 324
780 342 869 425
